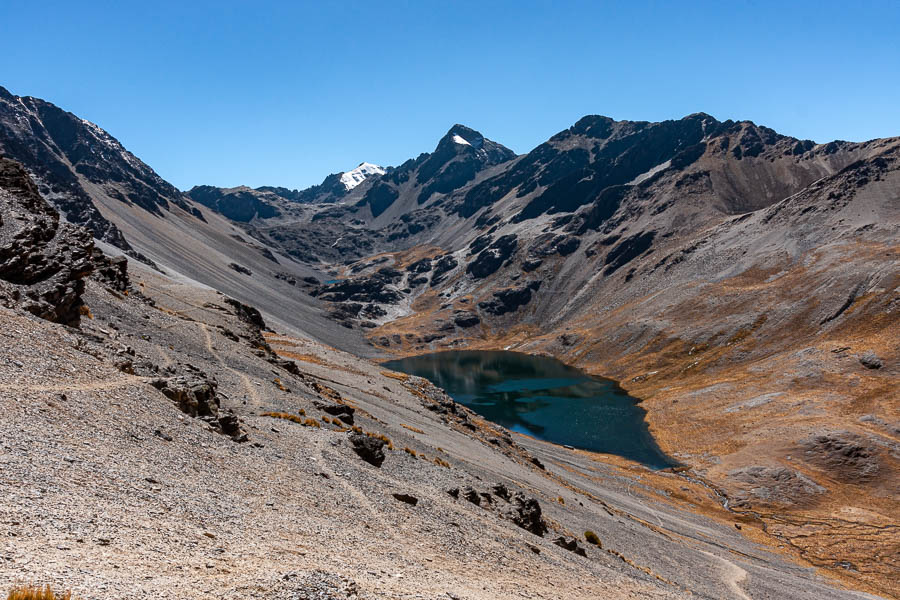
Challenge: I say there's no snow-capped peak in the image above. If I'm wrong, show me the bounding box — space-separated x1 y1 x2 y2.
340 162 385 190
451 134 471 146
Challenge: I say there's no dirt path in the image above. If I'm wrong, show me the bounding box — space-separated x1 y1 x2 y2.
3 374 144 392
198 322 261 405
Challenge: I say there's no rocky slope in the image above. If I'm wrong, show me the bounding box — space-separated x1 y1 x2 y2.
0 246 883 599
0 86 896 597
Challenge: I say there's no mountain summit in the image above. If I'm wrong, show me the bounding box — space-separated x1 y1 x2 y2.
340 162 385 190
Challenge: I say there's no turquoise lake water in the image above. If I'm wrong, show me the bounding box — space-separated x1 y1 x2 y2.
384 350 676 469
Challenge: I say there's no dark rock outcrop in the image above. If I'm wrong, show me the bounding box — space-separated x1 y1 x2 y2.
507 493 548 536
467 234 518 279
224 297 269 331
478 281 541 316
801 431 880 483
553 536 587 557
391 493 419 506
90 248 129 292
0 158 94 324
228 262 252 276
453 311 481 328
186 185 281 222
859 352 883 369
349 434 386 467
314 400 355 425
150 375 219 417
313 277 402 304
430 254 459 286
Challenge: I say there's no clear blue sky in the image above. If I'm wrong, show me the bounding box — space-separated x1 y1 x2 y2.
2 1 898 190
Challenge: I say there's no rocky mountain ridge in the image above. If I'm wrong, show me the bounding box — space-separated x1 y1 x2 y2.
0 85 897 597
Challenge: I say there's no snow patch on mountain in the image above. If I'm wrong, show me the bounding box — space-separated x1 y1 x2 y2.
451 134 471 146
340 162 385 190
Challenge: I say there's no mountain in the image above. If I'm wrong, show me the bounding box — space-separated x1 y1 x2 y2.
184 161 389 224
0 85 374 354
0 86 897 598
340 161 385 190
191 113 897 595
0 85 198 258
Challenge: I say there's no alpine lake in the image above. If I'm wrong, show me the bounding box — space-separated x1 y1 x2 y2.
383 350 676 469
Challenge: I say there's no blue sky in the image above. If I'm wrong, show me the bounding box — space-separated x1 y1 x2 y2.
2 1 898 190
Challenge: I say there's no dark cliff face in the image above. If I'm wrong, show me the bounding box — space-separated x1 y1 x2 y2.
0 85 190 251
187 186 282 222
0 157 94 325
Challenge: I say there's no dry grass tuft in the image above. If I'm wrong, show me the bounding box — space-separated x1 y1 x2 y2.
403 446 418 457
401 424 425 434
78 305 93 320
381 371 409 382
262 412 320 428
433 457 451 468
273 377 288 391
8 585 73 600
367 432 393 449
261 411 304 424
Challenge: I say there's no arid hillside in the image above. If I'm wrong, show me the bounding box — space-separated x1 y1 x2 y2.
0 86 897 598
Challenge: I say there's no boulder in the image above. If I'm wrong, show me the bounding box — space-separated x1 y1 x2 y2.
314 400 355 425
553 536 587 556
149 375 219 417
90 248 129 292
391 493 419 506
453 311 481 328
349 434 386 467
859 352 883 369
507 493 548 536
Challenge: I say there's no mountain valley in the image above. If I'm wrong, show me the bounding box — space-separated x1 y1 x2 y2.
0 84 897 599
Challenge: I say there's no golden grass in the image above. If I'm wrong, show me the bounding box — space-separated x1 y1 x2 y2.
403 446 418 457
367 432 393 450
401 423 425 434
261 412 319 428
279 351 328 366
8 585 72 600
261 411 304 424
381 371 409 381
433 457 451 468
